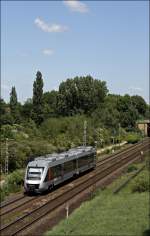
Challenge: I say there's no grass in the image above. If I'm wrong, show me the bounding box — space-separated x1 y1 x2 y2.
45 159 149 236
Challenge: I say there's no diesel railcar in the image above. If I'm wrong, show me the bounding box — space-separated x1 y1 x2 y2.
24 146 96 193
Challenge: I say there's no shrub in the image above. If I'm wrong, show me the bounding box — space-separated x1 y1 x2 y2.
127 165 138 173
125 133 141 144
131 171 149 193
7 170 24 186
0 170 24 202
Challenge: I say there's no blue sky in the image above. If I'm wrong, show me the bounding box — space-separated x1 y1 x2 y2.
1 0 149 103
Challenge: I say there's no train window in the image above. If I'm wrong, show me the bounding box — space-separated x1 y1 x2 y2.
27 167 44 180
64 160 74 174
51 165 61 178
88 154 94 163
78 155 88 167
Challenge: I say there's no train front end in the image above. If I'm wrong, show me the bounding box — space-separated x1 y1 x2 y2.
24 160 48 193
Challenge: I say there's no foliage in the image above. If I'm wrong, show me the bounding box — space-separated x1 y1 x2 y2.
0 170 24 202
117 94 139 129
32 71 44 125
131 170 149 193
7 170 24 186
9 86 21 123
125 132 141 144
127 165 138 173
0 71 149 173
21 98 33 120
10 86 18 114
131 95 147 116
57 75 108 116
43 91 58 119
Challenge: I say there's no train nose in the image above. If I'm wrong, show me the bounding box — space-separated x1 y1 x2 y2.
26 183 40 191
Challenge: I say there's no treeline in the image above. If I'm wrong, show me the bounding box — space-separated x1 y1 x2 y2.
0 71 149 172
1 71 149 127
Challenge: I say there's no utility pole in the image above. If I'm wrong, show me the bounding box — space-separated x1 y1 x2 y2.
118 123 121 147
5 138 9 175
83 120 87 147
65 203 69 219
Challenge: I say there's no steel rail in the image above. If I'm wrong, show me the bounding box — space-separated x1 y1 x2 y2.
0 142 149 236
1 139 148 218
0 139 149 218
0 195 25 209
1 138 148 211
0 196 37 217
96 138 149 165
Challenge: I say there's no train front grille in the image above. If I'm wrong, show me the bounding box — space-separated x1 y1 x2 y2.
27 184 39 190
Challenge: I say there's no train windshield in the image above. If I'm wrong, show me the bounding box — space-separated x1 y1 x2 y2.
27 167 44 180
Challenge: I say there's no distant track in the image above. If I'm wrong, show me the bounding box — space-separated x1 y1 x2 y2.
0 195 37 217
0 138 149 236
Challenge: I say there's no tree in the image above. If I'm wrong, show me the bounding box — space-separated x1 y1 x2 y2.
0 98 14 125
32 71 44 125
117 94 139 129
43 90 58 118
9 86 21 123
57 75 108 116
10 87 18 115
21 98 33 120
131 95 147 117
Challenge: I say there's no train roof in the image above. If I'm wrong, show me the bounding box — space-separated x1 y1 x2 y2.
28 146 96 168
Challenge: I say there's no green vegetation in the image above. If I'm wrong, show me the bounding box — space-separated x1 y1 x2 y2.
32 71 44 125
0 71 148 173
127 164 138 172
0 170 24 202
131 169 149 193
125 132 141 144
45 162 149 236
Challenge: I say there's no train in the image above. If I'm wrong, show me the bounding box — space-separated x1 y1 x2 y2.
24 146 96 193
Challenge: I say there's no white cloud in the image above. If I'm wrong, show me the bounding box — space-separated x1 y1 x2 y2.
129 86 143 92
34 18 69 33
63 0 89 13
43 49 54 56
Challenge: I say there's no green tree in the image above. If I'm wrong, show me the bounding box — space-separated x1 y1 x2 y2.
9 87 20 123
0 99 14 125
21 98 33 120
43 90 58 118
117 94 139 129
57 75 108 116
32 71 44 125
131 95 147 117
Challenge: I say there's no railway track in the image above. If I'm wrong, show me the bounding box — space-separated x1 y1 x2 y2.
0 195 37 217
0 138 148 217
0 139 149 236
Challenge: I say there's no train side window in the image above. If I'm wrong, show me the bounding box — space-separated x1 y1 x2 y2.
64 160 74 174
78 155 88 167
52 165 61 178
88 154 94 163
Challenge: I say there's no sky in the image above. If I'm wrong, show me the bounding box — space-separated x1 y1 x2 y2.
1 0 149 103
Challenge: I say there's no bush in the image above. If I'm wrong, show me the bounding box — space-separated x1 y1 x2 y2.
131 171 149 193
125 133 141 144
127 165 138 173
0 170 24 202
7 170 24 186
